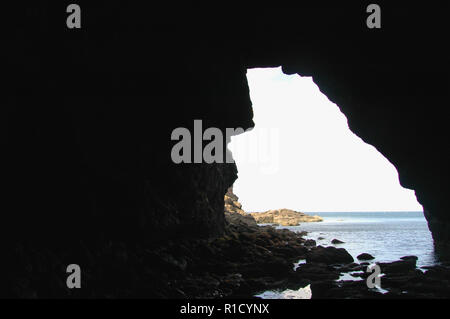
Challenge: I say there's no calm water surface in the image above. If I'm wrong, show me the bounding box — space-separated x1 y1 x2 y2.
256 211 438 299
278 211 437 267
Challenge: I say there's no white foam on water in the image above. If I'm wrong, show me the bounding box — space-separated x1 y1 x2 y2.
256 285 312 299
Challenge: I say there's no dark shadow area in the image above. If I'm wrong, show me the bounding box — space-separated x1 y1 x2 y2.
1 2 449 298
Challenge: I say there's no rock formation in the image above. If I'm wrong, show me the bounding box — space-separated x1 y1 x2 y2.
357 253 375 261
306 246 354 264
250 209 323 226
224 188 322 226
2 2 450 297
224 187 259 229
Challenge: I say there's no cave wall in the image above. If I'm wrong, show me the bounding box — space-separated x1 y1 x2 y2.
3 2 449 247
3 2 254 243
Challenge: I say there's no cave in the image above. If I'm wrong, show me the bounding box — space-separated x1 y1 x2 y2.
231 67 424 214
2 2 449 299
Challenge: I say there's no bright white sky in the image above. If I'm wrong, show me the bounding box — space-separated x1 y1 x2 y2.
229 67 422 213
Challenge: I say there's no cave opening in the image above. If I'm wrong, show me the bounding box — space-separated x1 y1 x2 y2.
228 67 436 267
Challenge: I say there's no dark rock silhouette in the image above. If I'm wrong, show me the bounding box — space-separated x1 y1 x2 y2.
306 246 354 264
2 2 450 298
224 187 258 228
4 2 449 246
357 253 375 261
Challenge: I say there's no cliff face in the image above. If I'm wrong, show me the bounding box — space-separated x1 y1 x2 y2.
3 2 450 250
224 188 259 229
3 11 253 242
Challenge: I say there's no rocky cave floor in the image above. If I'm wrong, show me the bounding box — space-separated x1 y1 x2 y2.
2 195 450 298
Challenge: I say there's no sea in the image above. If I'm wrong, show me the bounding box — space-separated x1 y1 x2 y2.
256 211 439 299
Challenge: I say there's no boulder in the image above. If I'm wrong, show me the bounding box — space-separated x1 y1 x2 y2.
357 253 375 261
295 262 340 282
379 259 417 274
400 255 418 262
306 246 354 265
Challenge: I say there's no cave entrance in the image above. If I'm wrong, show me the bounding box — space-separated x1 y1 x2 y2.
228 67 435 267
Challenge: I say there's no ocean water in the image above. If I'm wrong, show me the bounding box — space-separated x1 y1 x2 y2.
277 211 438 267
256 211 438 299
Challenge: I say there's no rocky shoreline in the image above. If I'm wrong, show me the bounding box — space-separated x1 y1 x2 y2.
1 190 450 298
225 188 323 227
249 209 323 226
221 189 450 299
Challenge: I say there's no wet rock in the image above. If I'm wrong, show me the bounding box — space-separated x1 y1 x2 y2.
400 255 418 262
273 245 307 259
260 258 293 278
357 253 375 260
335 262 364 272
379 259 417 274
331 239 345 244
306 246 354 265
382 269 424 289
294 262 340 282
304 239 316 247
325 280 385 299
421 264 450 280
310 281 335 298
